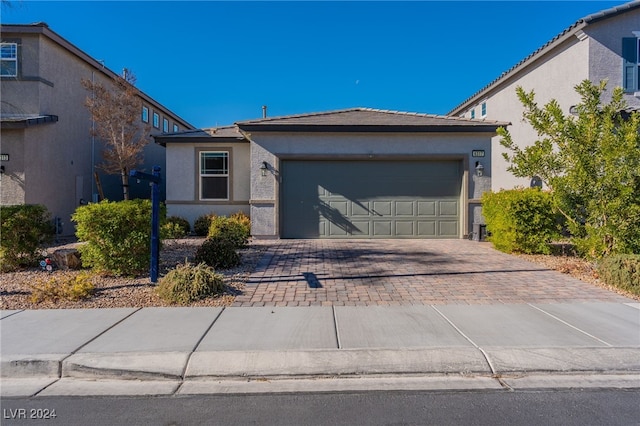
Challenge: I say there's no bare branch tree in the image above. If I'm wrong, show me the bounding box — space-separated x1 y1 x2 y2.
82 69 150 200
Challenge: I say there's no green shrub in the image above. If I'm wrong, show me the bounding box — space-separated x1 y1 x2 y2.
208 215 250 249
598 255 640 296
0 204 54 271
195 236 241 269
194 213 216 236
73 200 156 276
161 216 190 239
482 188 561 254
29 271 95 303
156 261 224 304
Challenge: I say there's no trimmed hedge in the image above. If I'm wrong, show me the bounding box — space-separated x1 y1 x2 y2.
0 204 54 271
482 188 561 254
73 200 157 276
598 255 640 296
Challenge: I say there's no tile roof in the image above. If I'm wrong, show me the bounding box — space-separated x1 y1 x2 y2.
236 107 507 132
447 0 640 116
153 125 248 146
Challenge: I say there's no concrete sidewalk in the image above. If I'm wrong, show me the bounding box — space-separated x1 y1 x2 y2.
2 302 639 396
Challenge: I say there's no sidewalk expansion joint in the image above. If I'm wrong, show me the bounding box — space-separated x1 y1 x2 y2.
527 303 613 347
332 306 342 349
430 305 499 378
181 306 226 380
57 307 143 378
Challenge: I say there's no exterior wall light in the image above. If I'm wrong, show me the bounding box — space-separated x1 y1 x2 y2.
260 161 268 177
475 162 484 177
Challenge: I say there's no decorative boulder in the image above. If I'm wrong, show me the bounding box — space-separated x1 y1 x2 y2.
51 248 82 270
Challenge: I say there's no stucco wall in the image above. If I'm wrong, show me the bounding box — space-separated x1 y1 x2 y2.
165 142 251 227
587 9 640 108
248 131 493 238
460 10 640 192
1 27 193 234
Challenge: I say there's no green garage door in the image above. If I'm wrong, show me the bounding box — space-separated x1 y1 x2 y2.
281 160 462 239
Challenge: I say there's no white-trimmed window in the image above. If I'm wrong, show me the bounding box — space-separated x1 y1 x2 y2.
1 43 18 77
200 151 229 200
153 112 159 128
163 118 169 133
470 109 475 119
173 124 179 132
481 102 487 117
142 106 149 123
622 36 640 92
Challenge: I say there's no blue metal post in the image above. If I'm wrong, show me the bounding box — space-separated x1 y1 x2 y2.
150 166 161 283
129 166 162 283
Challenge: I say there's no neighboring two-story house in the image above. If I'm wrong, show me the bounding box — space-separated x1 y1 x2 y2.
0 23 194 234
448 0 640 191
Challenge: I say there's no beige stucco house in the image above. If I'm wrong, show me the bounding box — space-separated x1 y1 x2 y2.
448 0 640 191
0 23 194 234
155 108 506 239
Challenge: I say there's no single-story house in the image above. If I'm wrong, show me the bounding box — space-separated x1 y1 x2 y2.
154 108 507 239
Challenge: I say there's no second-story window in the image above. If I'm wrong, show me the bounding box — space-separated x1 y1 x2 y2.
481 102 487 117
622 36 640 92
1 43 18 77
142 106 149 123
173 124 179 132
163 118 169 133
153 112 159 128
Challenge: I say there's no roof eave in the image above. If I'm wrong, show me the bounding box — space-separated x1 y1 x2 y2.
237 124 507 133
447 20 589 116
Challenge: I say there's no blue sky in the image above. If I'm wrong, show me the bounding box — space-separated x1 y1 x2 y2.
1 1 627 128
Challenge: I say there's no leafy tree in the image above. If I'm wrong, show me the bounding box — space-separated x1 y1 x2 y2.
82 69 150 200
498 80 640 257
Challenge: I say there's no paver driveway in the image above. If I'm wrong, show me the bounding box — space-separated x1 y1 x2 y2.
234 240 632 307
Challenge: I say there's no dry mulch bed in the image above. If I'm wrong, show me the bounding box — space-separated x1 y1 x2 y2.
1 239 636 310
0 238 271 310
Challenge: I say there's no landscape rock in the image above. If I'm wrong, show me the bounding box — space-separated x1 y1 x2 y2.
51 248 82 270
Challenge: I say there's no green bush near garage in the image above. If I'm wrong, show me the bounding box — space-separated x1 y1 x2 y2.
207 212 250 249
482 188 561 254
0 204 54 271
194 236 241 270
161 215 191 239
598 255 640 296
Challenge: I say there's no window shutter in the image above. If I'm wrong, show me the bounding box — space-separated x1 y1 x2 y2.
622 37 637 92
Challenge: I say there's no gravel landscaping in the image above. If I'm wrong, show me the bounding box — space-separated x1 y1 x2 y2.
1 239 635 310
0 238 272 310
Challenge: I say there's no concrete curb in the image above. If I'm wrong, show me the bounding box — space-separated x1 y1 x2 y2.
3 347 640 381
185 348 491 378
62 352 190 380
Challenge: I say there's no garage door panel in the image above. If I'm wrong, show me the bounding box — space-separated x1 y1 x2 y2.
395 221 415 236
374 221 392 236
282 160 461 239
418 201 436 216
351 202 371 217
418 221 437 236
329 201 348 215
373 201 392 216
439 201 459 216
395 201 414 216
439 221 459 236
351 221 370 236
329 222 349 236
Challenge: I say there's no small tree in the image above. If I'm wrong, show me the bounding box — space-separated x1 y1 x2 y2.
82 69 150 200
498 80 640 257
